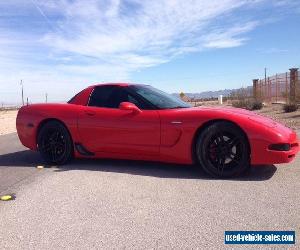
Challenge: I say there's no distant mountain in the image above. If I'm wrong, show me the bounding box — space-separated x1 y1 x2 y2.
173 86 252 99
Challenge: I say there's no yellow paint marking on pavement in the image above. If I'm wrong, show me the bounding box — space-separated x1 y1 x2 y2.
1 195 12 201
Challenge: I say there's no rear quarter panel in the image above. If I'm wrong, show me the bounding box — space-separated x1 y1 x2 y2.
16 104 82 150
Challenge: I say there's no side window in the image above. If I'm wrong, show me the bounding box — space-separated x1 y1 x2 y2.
88 86 117 107
89 85 152 109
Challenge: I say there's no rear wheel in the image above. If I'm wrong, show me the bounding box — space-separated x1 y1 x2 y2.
37 120 73 165
195 121 250 178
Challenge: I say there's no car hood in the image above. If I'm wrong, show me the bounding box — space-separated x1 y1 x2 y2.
192 106 279 128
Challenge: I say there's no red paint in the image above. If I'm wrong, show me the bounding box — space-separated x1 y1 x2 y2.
77 105 160 156
16 83 299 166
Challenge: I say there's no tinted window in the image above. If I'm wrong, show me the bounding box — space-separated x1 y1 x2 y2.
88 86 117 107
129 85 191 109
88 86 149 109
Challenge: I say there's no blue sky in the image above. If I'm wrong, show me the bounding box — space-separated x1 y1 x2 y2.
0 0 299 104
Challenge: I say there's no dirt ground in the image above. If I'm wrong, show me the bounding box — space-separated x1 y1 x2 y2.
0 105 299 135
0 109 18 135
254 104 300 130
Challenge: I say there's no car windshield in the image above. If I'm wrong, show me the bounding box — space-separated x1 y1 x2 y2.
129 85 191 109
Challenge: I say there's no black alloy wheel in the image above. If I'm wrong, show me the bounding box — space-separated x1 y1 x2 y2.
37 120 73 165
196 121 250 178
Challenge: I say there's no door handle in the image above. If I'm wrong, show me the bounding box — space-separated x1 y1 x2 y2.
85 111 96 116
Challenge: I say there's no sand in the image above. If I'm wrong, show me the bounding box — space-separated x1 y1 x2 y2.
0 109 18 135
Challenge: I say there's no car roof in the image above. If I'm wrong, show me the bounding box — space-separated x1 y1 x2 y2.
89 83 149 88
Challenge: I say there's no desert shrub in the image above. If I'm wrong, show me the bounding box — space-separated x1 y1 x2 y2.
283 103 298 113
232 100 249 109
232 100 263 111
250 101 263 110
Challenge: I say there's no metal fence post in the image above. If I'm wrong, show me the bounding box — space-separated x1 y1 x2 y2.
268 77 271 103
289 68 299 104
253 79 259 100
275 74 278 102
285 72 288 103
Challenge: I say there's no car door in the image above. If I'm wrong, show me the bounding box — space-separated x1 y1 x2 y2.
77 85 161 156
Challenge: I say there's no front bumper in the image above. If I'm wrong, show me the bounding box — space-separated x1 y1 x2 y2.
250 134 299 165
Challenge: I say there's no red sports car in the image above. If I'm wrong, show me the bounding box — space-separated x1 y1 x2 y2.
16 83 299 178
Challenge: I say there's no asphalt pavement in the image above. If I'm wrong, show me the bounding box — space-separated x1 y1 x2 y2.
0 132 299 249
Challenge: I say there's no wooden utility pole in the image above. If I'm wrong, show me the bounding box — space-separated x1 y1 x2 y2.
45 93 48 103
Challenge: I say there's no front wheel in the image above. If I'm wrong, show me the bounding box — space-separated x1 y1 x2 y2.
37 120 73 165
195 121 250 178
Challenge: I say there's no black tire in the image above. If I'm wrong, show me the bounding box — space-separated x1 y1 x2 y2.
195 121 250 178
37 120 73 165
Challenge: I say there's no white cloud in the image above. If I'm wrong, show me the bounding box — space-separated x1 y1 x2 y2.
203 22 258 48
38 0 260 70
42 1 253 60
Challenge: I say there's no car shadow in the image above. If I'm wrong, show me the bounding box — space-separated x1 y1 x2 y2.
0 150 277 181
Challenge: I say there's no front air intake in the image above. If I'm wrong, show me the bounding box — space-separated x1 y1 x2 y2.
268 143 291 151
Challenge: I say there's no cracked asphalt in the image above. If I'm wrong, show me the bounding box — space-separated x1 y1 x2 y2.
0 132 299 249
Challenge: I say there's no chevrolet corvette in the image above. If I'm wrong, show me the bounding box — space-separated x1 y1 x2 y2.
16 83 299 178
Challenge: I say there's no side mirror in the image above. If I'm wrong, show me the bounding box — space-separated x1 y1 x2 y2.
119 102 142 114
